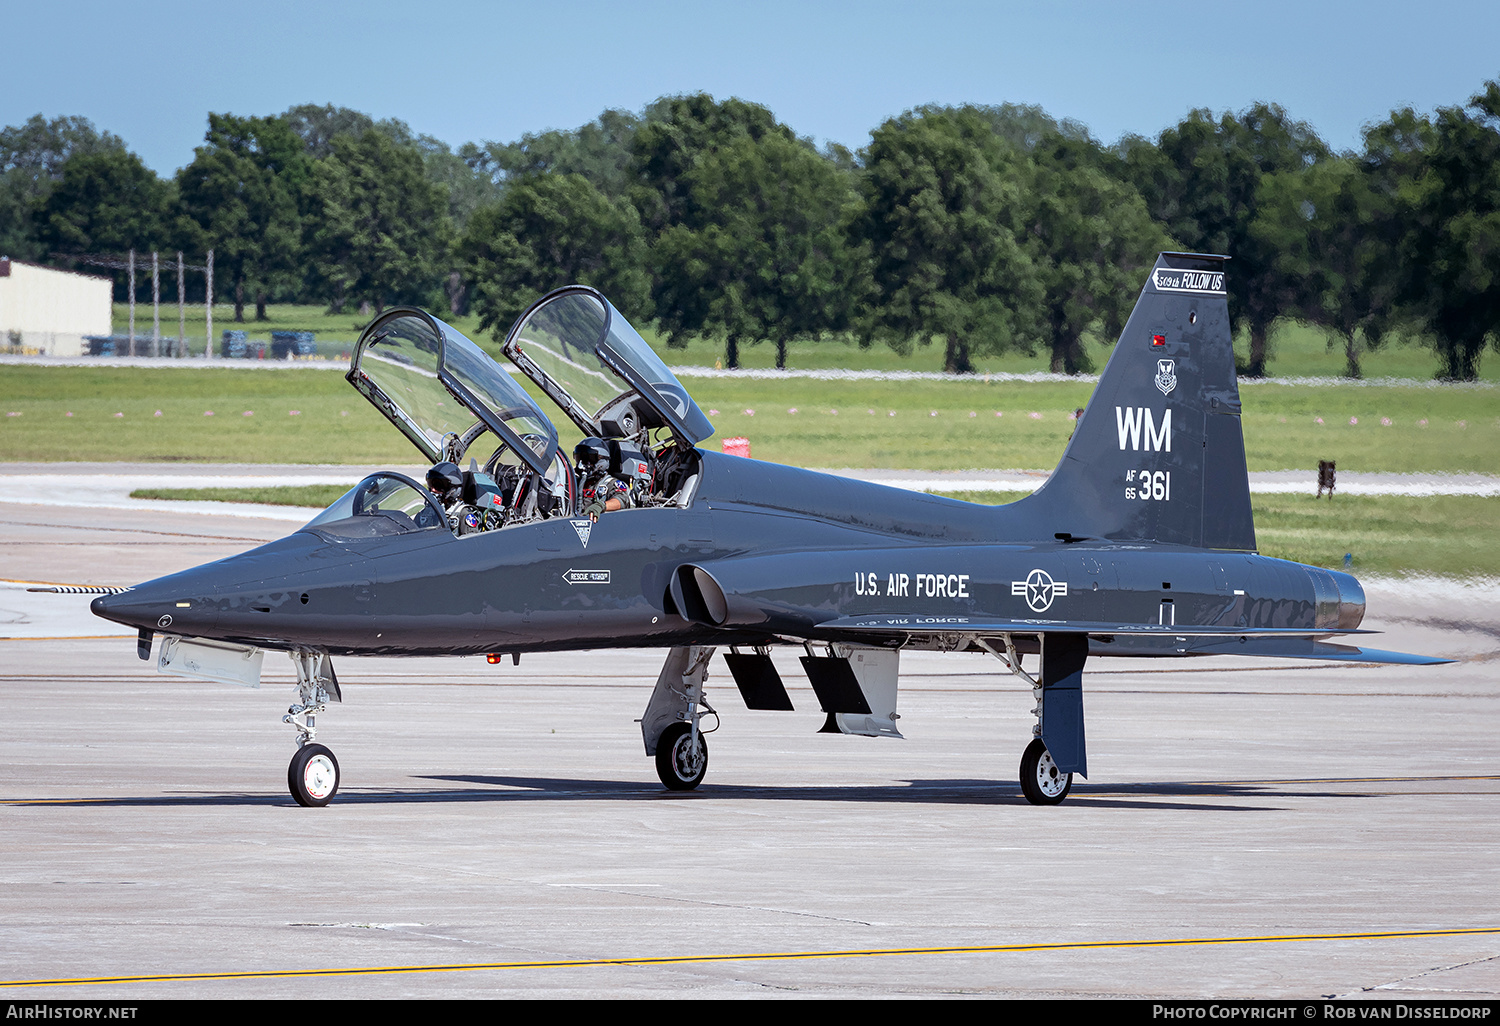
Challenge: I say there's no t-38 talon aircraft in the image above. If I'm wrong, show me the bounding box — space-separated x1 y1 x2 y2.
93 252 1448 807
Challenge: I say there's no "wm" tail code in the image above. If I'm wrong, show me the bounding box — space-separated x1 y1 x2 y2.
1115 406 1171 451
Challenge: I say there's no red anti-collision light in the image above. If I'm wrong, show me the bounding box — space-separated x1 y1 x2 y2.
486 653 503 664
1151 334 1167 347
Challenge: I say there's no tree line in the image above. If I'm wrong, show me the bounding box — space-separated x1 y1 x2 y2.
1 85 1497 379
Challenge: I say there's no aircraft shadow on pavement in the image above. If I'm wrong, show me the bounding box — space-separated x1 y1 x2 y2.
6 776 1325 811
22 773 1477 811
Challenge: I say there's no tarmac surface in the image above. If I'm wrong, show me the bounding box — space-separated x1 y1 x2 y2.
1 484 1498 999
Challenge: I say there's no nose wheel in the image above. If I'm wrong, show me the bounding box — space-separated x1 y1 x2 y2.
289 743 340 807
1019 738 1071 805
655 721 708 791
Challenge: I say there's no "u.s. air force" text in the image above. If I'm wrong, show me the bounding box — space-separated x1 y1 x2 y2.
854 572 970 598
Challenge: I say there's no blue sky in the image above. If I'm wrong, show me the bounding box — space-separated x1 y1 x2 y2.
4 0 1497 173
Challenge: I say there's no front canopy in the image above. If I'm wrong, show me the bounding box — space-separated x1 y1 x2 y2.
348 309 558 476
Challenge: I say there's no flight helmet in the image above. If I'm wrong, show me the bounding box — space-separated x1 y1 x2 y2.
426 461 464 505
573 437 611 473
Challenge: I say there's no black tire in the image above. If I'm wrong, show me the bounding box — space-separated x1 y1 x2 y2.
654 721 708 791
1019 738 1071 806
288 743 340 807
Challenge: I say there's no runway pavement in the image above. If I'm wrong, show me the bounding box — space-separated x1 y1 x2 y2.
0 485 1497 999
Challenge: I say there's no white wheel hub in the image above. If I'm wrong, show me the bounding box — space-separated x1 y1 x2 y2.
673 734 704 779
303 754 337 800
1034 748 1067 798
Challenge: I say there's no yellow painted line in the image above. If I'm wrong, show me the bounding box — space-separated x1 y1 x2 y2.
4 926 1498 989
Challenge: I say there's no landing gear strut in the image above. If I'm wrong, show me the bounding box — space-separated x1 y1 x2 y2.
640 646 717 791
283 650 342 806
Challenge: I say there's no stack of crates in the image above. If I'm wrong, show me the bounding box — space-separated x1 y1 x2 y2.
220 330 249 358
270 330 317 359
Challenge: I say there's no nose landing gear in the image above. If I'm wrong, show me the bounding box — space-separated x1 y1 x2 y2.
283 650 342 806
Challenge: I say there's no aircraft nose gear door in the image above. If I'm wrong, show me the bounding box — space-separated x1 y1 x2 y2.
640 645 717 790
283 649 343 807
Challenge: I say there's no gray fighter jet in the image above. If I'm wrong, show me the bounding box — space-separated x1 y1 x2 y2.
92 253 1447 807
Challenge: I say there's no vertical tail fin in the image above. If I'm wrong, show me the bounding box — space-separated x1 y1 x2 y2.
1022 252 1255 550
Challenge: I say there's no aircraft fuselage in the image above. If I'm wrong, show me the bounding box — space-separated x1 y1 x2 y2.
94 451 1361 660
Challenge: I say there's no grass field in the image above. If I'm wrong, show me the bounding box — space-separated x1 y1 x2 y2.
3 365 1495 473
112 302 1498 382
941 490 1500 578
130 484 351 507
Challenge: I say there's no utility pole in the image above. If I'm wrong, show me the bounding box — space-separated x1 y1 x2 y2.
151 251 160 358
127 249 135 353
177 252 185 357
205 249 214 358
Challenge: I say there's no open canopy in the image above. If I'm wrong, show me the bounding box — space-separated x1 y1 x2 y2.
501 287 714 445
348 308 557 476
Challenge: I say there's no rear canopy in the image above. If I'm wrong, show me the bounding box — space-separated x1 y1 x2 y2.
501 287 714 445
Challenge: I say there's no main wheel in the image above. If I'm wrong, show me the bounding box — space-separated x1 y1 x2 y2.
655 721 708 791
1019 738 1071 805
288 743 340 807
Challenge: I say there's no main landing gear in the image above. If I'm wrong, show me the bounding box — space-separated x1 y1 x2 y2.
640 646 717 791
980 633 1087 806
284 650 342 807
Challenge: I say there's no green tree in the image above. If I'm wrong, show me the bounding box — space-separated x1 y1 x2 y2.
177 113 309 321
457 172 650 338
305 128 452 316
1124 104 1329 376
858 106 1042 373
284 103 498 233
1253 156 1396 378
32 148 173 269
1364 82 1500 380
1026 138 1173 373
653 132 861 368
627 93 792 237
468 108 643 200
1 114 126 260
282 103 377 158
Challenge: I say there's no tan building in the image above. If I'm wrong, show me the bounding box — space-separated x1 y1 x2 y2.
0 258 113 357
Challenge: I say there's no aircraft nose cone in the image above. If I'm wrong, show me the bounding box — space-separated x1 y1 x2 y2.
89 582 216 634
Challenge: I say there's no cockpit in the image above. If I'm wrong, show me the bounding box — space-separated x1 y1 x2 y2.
304 288 714 541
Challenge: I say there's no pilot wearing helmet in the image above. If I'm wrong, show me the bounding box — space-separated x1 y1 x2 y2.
575 437 631 522
425 461 487 534
426 462 464 508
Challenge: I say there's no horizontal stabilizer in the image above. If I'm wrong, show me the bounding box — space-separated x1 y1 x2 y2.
1188 638 1453 665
